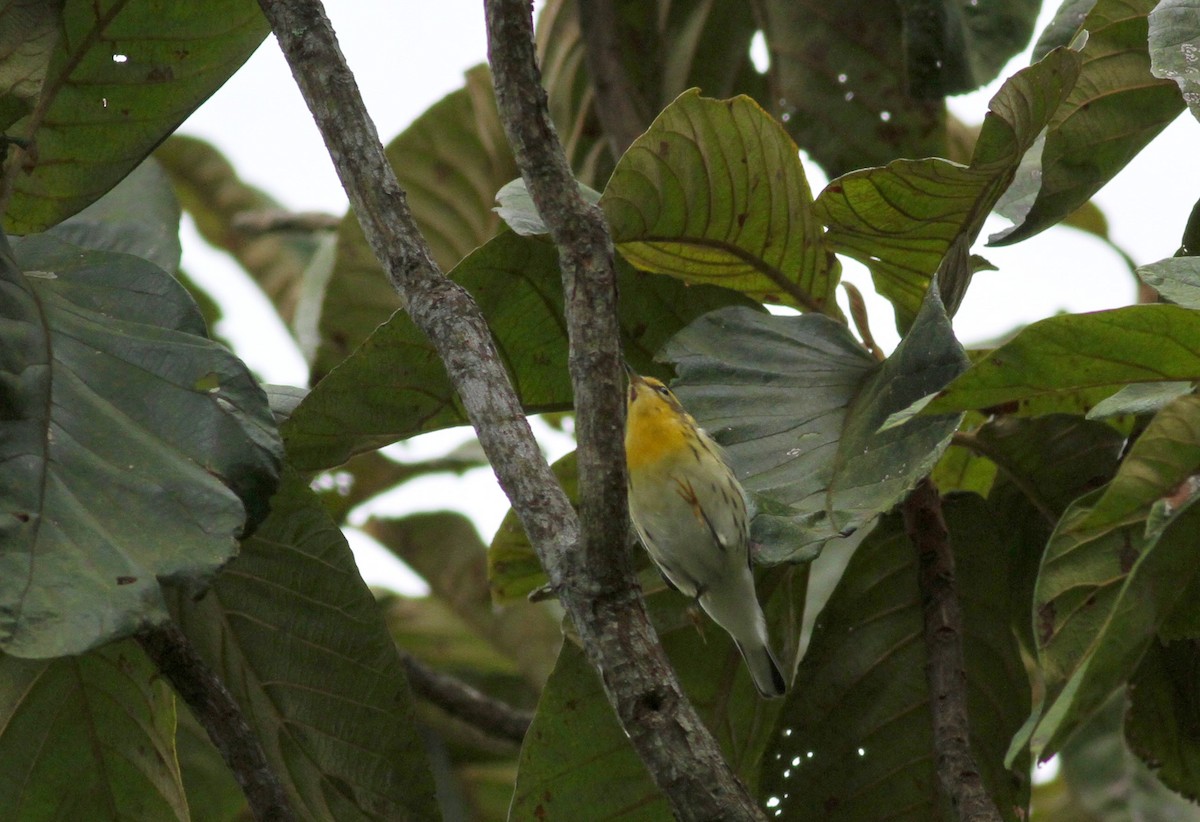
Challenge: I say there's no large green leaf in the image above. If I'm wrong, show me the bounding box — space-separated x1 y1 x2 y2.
815 47 1081 331
1030 487 1200 760
0 642 187 820
601 89 836 312
175 704 247 822
1126 639 1200 801
172 470 438 821
660 287 964 555
757 0 947 178
901 0 1042 97
510 566 805 820
1149 0 1200 122
994 0 1185 245
313 66 517 378
0 235 281 658
759 497 1030 821
283 231 752 471
922 305 1200 415
2 1 267 234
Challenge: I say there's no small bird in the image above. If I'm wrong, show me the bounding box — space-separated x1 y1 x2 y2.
624 365 786 698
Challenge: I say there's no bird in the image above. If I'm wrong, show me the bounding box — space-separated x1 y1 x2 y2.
623 365 787 698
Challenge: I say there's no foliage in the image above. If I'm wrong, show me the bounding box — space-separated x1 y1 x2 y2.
2 0 1200 820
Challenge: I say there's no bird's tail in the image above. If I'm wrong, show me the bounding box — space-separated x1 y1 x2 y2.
735 639 787 699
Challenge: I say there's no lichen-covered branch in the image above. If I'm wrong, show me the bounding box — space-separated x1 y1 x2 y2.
484 0 765 818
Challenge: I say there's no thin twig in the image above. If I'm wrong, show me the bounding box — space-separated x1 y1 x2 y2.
231 209 341 234
138 623 295 822
399 652 532 744
575 0 648 157
484 1 766 819
901 479 1002 822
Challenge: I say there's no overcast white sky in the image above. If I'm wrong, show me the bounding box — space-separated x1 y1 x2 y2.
177 1 1200 590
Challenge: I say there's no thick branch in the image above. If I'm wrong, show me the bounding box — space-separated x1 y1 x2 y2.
137 623 295 822
901 479 1002 822
256 0 579 584
399 652 532 744
485 1 765 819
575 0 648 157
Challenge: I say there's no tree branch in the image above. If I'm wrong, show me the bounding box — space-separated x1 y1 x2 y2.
575 0 648 157
399 652 532 745
137 623 295 822
901 479 1002 822
255 0 579 594
484 1 765 819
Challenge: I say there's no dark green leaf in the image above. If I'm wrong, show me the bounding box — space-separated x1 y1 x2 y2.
1127 639 1200 801
900 0 1041 97
175 704 247 822
511 566 805 819
816 47 1081 330
172 470 439 821
1088 382 1194 420
993 0 1185 245
1149 0 1200 122
758 0 947 178
601 90 836 312
0 235 281 658
1031 0 1095 61
4 1 268 234
759 497 1030 821
1057 691 1200 820
0 642 187 820
284 231 752 471
923 305 1200 415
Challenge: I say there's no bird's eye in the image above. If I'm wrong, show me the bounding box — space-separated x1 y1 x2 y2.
655 384 672 397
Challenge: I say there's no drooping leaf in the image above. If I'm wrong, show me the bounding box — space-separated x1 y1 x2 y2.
900 0 1042 98
922 305 1200 416
661 288 964 554
156 134 325 329
314 66 517 378
0 234 281 658
3 1 268 234
759 496 1030 821
1088 381 1194 420
601 89 836 312
0 642 187 821
1126 639 1200 801
284 231 753 471
825 282 967 534
815 47 1081 331
510 566 805 820
661 306 876 554
757 0 947 178
366 511 562 688
1030 488 1200 760
171 470 439 821
993 0 1185 245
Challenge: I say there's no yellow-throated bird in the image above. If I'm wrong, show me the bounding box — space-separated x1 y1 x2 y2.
624 366 786 698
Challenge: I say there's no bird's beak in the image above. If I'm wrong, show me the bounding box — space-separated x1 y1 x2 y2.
623 361 643 384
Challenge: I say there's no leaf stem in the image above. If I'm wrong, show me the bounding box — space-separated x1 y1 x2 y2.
399 652 533 744
137 623 295 822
